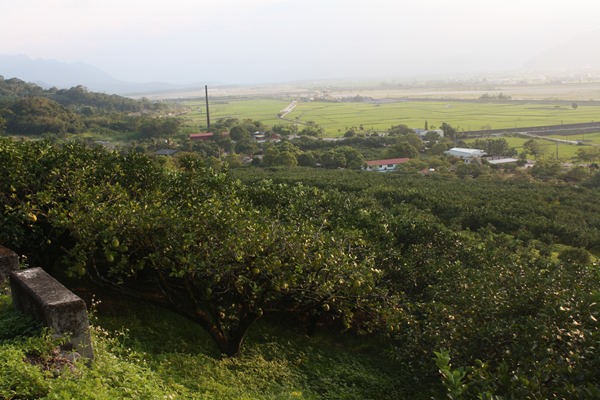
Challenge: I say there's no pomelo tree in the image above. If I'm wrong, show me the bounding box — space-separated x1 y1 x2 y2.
55 158 380 356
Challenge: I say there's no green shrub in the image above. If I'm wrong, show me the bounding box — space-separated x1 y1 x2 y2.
0 295 42 340
0 343 50 399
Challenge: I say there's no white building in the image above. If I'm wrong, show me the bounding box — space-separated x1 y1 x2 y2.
414 128 444 138
485 158 519 166
444 148 486 164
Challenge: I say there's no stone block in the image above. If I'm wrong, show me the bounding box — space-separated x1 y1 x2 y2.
10 267 94 360
0 245 19 280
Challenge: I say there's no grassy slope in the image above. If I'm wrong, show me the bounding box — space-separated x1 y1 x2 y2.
98 299 415 399
0 291 426 399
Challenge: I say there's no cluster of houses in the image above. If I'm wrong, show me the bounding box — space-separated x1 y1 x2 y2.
157 131 279 156
188 131 279 143
157 128 518 173
443 148 519 166
362 147 489 172
363 148 519 172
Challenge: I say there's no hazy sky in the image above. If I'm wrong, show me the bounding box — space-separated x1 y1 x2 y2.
2 0 600 84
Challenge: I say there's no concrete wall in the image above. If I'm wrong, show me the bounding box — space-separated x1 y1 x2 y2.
9 267 94 360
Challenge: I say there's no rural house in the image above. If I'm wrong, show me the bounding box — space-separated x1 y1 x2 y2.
414 128 444 138
363 157 410 172
155 149 179 156
189 131 230 141
485 157 520 166
189 132 214 140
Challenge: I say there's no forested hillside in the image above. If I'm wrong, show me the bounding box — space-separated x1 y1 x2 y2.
0 76 180 139
1 139 599 398
0 76 152 112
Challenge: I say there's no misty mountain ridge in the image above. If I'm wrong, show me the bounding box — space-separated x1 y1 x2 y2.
0 54 200 95
523 29 600 72
3 31 600 97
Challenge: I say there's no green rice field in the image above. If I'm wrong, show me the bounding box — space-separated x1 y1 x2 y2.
291 101 600 136
184 99 600 138
183 99 289 129
548 131 600 143
464 136 594 162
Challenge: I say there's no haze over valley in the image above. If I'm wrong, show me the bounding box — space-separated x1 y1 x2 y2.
2 0 600 97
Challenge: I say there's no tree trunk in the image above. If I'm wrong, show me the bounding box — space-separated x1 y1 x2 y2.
87 271 262 357
304 310 321 337
214 311 260 357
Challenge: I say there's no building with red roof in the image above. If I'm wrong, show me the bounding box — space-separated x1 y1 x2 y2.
189 132 214 140
363 157 410 172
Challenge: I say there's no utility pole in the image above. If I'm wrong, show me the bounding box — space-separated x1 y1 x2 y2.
205 85 211 130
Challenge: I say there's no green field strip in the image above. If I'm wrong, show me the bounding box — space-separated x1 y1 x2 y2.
183 99 600 138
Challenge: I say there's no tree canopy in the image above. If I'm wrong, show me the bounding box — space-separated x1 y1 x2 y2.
4 96 82 135
3 136 600 397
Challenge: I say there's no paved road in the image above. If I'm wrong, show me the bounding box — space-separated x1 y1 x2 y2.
517 132 582 145
279 101 297 118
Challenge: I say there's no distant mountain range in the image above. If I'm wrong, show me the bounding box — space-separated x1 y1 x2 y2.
3 33 600 98
0 54 200 95
523 29 600 72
